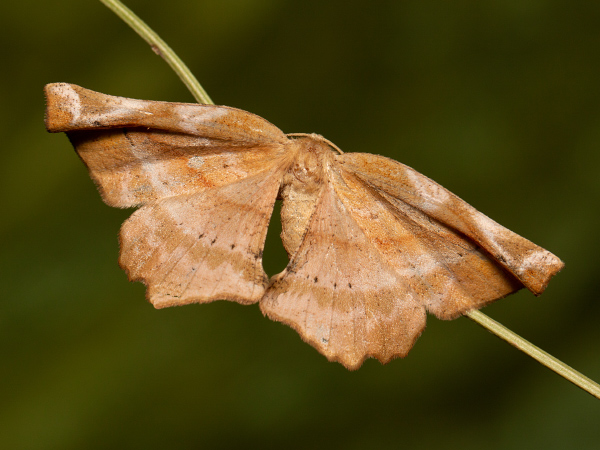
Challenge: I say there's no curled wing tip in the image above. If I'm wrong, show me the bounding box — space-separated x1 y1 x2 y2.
513 247 564 296
44 82 82 132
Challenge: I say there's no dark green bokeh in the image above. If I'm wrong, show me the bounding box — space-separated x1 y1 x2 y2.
1 0 599 448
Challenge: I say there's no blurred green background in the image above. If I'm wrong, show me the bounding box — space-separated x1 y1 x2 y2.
1 0 599 448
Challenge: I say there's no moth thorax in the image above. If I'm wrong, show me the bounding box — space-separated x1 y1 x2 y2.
290 137 332 184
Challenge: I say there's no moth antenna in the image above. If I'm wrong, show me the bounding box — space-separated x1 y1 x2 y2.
287 133 344 155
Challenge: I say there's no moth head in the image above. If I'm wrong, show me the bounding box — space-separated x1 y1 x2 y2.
286 133 337 185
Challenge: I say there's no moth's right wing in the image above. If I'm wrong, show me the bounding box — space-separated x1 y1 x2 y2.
337 153 564 300
261 179 428 370
261 150 563 369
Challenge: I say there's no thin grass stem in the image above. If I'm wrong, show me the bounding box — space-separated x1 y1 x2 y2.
466 309 600 399
99 0 213 104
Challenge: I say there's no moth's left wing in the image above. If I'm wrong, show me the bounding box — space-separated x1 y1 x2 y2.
45 83 291 307
45 83 290 207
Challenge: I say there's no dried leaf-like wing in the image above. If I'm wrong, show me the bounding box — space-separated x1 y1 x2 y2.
263 145 563 368
120 168 284 307
44 83 289 207
338 153 564 298
331 164 523 320
261 181 427 370
45 83 291 306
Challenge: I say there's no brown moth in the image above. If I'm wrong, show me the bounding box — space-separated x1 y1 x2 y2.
45 83 564 370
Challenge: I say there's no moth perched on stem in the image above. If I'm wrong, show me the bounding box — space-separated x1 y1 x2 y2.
45 82 563 370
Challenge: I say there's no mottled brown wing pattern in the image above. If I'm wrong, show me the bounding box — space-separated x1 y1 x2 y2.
261 155 527 368
45 83 289 207
261 182 427 370
45 83 290 306
332 165 524 320
337 153 564 296
120 167 284 307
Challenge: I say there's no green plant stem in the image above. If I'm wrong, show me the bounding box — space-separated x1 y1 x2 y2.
466 310 600 399
99 0 213 105
100 0 600 400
